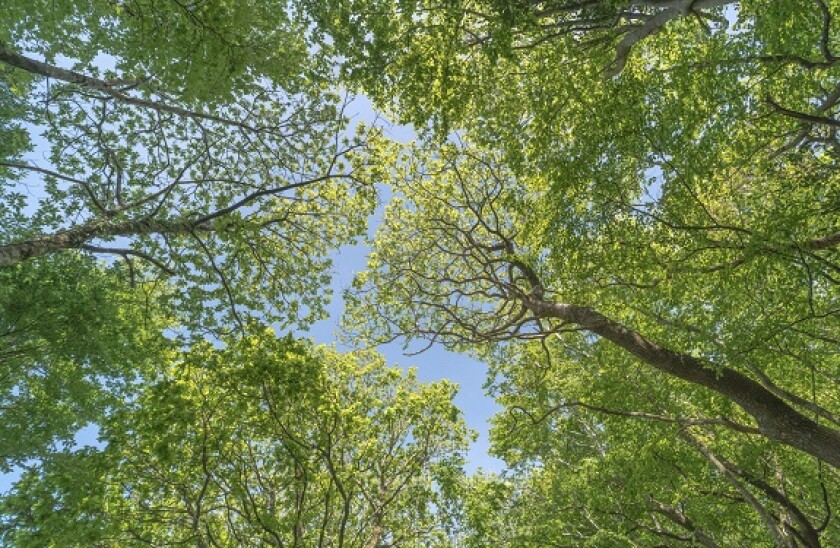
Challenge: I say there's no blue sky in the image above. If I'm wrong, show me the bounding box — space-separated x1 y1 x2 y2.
307 97 504 473
308 240 504 474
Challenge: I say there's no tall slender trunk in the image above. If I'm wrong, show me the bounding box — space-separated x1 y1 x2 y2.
366 519 383 548
528 299 840 468
0 218 196 268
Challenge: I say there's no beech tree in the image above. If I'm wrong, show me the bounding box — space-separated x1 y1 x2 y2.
458 342 839 546
0 0 380 496
304 0 840 545
349 138 840 453
3 1 840 544
0 327 470 546
3 0 314 102
322 2 840 541
345 136 839 543
0 0 378 331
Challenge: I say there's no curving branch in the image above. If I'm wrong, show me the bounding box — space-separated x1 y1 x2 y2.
605 0 735 76
645 495 720 548
681 430 821 547
519 295 840 468
79 244 175 275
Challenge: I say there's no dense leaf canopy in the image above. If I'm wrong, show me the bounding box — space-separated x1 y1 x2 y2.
0 0 380 332
326 0 840 544
1 328 470 546
0 253 169 468
2 0 840 546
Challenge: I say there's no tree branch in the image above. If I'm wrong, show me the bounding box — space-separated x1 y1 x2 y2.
0 44 262 132
515 400 762 435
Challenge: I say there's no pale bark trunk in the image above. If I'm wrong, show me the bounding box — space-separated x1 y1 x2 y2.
606 0 736 76
0 218 196 268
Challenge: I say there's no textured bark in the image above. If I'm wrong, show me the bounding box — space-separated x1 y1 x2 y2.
0 218 196 268
809 230 840 250
527 299 840 468
366 520 383 548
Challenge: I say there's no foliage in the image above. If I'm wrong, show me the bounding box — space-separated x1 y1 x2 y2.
0 253 171 469
3 0 840 545
328 0 840 544
0 327 471 546
0 0 380 333
346 131 840 543
1 0 314 102
458 340 840 546
0 1 383 480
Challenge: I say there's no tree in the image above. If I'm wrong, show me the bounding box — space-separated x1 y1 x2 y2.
349 137 840 456
0 0 381 467
4 1 840 543
0 2 380 331
455 342 839 546
345 133 840 541
2 0 315 102
0 326 471 547
305 0 840 136
0 0 385 503
306 1 840 540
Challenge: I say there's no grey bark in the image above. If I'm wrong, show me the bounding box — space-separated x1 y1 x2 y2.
526 299 840 469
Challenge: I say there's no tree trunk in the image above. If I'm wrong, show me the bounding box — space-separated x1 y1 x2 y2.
528 299 840 468
0 218 196 268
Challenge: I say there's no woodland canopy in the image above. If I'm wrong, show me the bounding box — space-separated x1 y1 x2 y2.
1 1 839 546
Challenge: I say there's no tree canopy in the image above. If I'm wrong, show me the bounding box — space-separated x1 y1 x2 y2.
2 1 840 546
325 0 840 544
0 253 170 468
1 0 380 332
1 327 470 546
